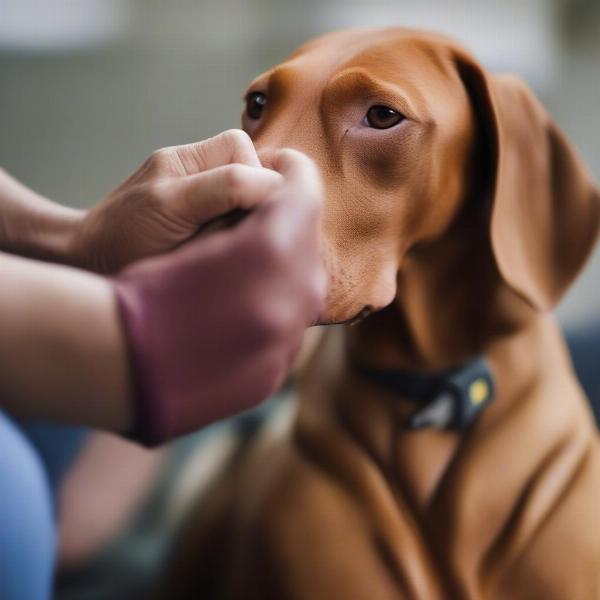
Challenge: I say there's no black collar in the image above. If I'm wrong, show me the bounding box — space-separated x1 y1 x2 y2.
351 355 495 431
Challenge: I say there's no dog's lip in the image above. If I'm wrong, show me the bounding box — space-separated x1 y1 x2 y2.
326 305 373 327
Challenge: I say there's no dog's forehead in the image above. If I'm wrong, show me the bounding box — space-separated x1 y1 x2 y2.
269 29 465 110
292 29 458 80
247 28 472 136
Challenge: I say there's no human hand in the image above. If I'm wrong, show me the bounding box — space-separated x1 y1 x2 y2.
71 129 282 273
113 148 326 445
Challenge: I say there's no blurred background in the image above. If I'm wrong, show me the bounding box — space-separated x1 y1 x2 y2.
1 3 598 598
1 0 599 324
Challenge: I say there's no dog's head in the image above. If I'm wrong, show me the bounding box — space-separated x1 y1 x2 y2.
242 28 599 330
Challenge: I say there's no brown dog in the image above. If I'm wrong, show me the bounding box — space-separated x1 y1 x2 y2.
159 28 600 599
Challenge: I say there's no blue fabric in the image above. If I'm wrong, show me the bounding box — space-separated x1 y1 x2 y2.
0 410 56 600
19 422 87 504
0 411 87 600
566 323 600 427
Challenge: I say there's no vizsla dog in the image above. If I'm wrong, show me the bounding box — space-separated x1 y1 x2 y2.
159 28 600 599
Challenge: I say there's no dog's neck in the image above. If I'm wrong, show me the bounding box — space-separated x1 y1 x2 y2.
297 198 574 511
300 231 560 510
346 205 533 374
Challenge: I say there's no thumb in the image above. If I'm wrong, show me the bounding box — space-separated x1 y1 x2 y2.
244 149 324 256
271 149 323 198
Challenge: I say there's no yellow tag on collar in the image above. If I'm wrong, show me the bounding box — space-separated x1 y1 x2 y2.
469 378 489 405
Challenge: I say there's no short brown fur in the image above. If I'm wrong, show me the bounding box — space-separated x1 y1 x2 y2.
159 28 600 600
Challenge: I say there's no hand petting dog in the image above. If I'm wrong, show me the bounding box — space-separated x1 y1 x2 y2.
0 130 326 442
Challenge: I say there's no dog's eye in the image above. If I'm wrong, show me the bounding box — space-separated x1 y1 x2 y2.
365 105 404 129
246 92 267 120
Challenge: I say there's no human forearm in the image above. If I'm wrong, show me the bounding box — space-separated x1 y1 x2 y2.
0 145 325 447
0 168 84 265
0 251 133 430
0 132 282 274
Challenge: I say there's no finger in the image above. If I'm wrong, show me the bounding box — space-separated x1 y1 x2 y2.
244 190 323 275
256 149 323 235
168 164 283 226
271 149 323 199
163 130 262 176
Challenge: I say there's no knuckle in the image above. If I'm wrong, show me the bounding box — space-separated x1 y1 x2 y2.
223 163 247 193
149 146 174 168
294 149 316 171
143 179 167 205
222 128 252 150
278 147 312 173
225 163 245 189
192 143 210 167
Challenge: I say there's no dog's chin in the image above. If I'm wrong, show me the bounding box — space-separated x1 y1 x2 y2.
317 305 373 327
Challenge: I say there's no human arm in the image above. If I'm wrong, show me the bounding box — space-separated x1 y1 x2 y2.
0 129 278 272
0 168 84 265
0 149 325 443
0 251 133 430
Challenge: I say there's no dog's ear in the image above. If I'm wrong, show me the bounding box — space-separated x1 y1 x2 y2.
456 55 600 311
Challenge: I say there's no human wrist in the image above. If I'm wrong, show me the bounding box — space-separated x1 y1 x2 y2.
22 203 86 267
0 251 134 431
0 168 86 266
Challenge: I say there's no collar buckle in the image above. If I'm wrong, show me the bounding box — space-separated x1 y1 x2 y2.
408 357 495 430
